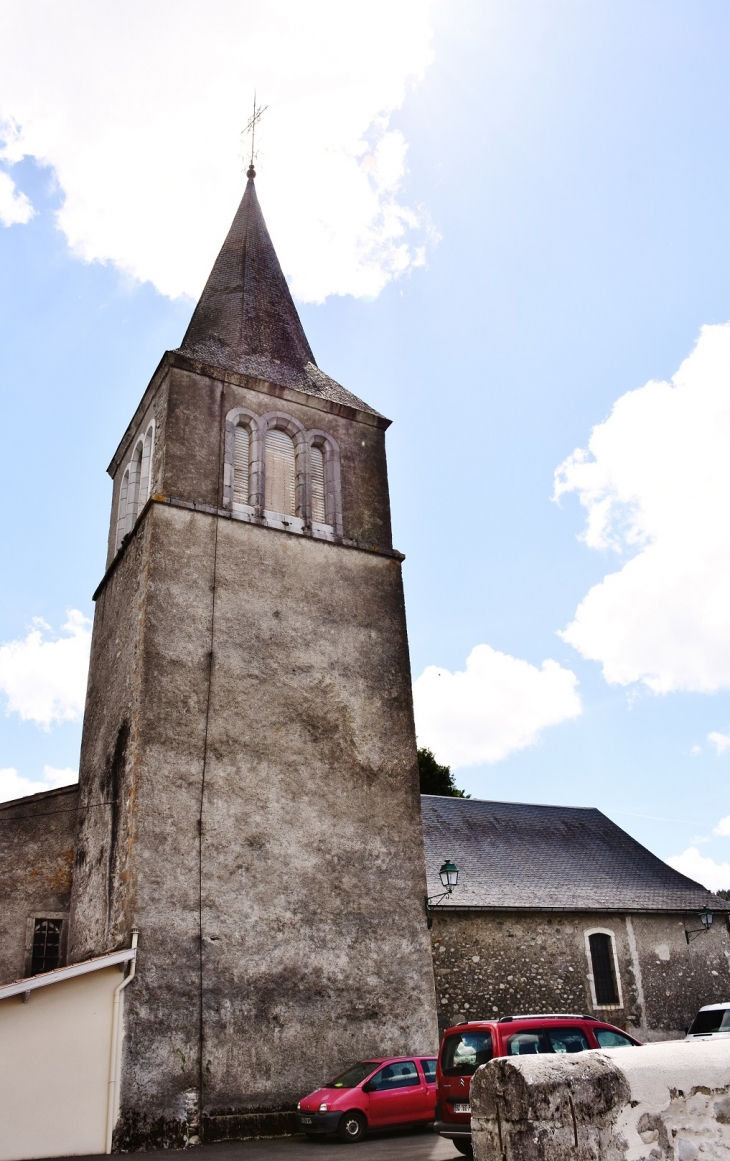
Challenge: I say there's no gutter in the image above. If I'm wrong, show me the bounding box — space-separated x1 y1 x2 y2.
0 946 136 1000
106 930 139 1154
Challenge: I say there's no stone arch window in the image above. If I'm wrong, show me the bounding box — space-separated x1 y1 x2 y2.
116 469 130 551
222 408 342 538
307 430 343 537
115 421 155 551
223 408 260 512
585 928 622 1008
259 412 307 530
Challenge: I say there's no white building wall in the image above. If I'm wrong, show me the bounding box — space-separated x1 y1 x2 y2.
0 966 119 1160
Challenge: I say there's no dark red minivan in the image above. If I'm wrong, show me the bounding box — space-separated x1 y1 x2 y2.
435 1014 641 1156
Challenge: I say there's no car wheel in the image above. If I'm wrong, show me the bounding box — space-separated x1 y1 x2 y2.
337 1111 367 1142
453 1142 473 1158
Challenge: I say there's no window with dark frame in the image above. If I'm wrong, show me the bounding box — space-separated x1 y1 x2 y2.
589 932 619 1005
30 918 63 975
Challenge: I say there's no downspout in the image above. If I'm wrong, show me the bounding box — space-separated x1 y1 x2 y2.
106 930 139 1154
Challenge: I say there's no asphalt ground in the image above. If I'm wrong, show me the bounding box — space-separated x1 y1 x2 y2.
45 1128 463 1161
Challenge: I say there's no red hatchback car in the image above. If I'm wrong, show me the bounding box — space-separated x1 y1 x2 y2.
435 1014 641 1156
296 1056 438 1142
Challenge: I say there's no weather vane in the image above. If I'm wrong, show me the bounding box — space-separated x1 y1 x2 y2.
243 94 268 177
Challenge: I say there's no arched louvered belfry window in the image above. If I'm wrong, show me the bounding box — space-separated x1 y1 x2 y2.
310 445 326 525
139 425 154 507
265 429 296 516
233 424 250 505
116 469 130 550
126 441 143 532
588 932 619 1005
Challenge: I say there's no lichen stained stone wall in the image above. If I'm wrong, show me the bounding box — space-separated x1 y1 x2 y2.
430 910 730 1040
0 785 78 984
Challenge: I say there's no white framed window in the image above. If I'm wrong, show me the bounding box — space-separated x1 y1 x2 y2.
584 928 623 1009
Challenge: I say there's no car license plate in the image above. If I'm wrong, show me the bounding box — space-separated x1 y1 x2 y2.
454 1103 471 1114
301 1117 313 1124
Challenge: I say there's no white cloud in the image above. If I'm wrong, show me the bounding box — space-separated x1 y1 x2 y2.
0 765 78 805
713 816 730 837
555 324 730 693
0 611 91 728
0 167 33 226
666 847 730 893
708 731 730 756
412 644 582 769
0 0 436 303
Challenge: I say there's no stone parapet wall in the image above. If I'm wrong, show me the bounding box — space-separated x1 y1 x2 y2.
471 1039 730 1160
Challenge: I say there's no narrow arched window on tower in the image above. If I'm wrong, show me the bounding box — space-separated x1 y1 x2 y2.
116 469 130 550
265 429 296 516
310 445 326 525
139 425 154 507
589 932 619 1005
233 425 250 505
126 441 143 533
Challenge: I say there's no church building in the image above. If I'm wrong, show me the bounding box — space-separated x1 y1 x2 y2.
0 165 439 1153
1 166 729 1161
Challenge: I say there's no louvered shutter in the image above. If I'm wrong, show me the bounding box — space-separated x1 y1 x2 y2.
265 430 296 516
311 446 326 524
233 426 250 505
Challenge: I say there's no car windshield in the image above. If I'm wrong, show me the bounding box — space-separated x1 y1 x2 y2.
327 1062 379 1088
688 1008 730 1035
441 1031 493 1076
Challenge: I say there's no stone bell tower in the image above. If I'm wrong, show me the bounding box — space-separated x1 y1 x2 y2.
68 165 438 1149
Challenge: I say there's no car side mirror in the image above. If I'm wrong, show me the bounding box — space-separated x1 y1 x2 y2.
362 1081 375 1094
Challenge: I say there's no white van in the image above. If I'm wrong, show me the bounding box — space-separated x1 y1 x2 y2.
684 1002 730 1041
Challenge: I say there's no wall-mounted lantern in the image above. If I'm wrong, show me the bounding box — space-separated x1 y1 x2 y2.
425 859 460 928
685 906 714 944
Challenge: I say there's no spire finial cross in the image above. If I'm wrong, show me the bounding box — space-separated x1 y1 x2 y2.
243 94 268 179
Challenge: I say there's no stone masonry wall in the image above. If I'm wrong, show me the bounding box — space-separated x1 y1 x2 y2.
430 909 730 1040
0 785 78 984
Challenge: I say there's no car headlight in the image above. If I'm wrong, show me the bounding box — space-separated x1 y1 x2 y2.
318 1103 328 1113
296 1102 301 1111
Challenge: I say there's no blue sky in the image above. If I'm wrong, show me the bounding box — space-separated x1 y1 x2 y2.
1 0 730 887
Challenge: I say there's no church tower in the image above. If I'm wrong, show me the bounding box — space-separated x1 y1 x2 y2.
68 166 439 1148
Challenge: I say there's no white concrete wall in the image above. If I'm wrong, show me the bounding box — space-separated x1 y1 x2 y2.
0 966 119 1160
472 1039 730 1160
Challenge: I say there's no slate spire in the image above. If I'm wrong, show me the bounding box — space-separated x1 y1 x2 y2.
177 166 381 416
179 165 315 372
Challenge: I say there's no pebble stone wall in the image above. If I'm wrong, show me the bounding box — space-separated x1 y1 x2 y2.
429 908 730 1040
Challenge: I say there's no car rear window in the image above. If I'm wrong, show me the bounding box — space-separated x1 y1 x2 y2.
688 1008 730 1035
506 1027 590 1055
441 1031 493 1076
594 1028 637 1048
328 1061 380 1088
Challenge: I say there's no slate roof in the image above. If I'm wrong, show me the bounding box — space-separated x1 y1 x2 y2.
178 168 381 418
421 795 730 914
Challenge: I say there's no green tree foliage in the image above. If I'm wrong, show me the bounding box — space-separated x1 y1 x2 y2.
417 747 470 798
716 888 730 901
